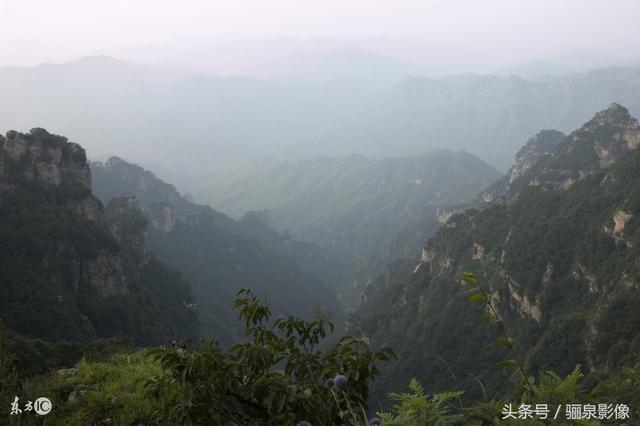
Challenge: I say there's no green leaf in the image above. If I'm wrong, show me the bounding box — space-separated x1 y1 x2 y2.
493 336 512 348
468 294 488 303
460 271 478 284
493 359 516 369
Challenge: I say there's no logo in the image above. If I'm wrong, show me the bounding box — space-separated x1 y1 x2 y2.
33 397 52 415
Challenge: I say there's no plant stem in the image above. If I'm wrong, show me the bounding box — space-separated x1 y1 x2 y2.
480 288 537 397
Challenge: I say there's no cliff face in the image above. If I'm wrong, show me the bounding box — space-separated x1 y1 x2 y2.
105 194 150 264
510 103 640 192
509 129 566 184
353 104 640 405
479 103 640 205
0 129 198 344
0 129 128 299
479 129 566 204
0 128 91 188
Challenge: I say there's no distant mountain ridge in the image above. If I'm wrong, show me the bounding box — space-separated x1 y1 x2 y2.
355 67 640 168
1 57 639 184
353 104 640 405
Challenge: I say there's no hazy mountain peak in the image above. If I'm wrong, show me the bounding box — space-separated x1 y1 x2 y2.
590 102 632 125
505 104 640 194
480 105 640 204
27 55 137 74
64 55 130 67
240 209 274 228
105 155 127 167
558 103 638 160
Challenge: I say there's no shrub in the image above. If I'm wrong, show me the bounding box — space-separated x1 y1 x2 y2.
148 288 394 425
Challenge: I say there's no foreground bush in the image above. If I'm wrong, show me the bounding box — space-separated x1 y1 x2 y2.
3 286 639 425
148 289 394 425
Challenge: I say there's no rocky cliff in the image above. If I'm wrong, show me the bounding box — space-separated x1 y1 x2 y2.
511 103 640 192
353 104 640 405
0 128 91 188
0 129 198 345
478 129 566 205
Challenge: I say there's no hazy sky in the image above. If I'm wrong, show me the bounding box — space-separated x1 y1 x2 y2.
1 0 639 72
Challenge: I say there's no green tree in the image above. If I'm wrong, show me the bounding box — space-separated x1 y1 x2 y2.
148 289 394 425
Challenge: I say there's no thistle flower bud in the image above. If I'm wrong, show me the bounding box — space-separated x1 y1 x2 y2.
333 374 348 391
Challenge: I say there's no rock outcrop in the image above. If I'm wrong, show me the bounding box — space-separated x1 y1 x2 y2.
516 103 640 191
1 128 91 188
353 104 640 405
0 129 198 344
509 130 566 183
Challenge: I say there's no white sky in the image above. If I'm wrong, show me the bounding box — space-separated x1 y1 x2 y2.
1 0 639 70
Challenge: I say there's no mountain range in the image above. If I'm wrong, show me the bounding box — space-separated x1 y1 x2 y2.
0 125 342 361
353 103 640 406
2 96 640 423
1 56 639 185
201 150 502 306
